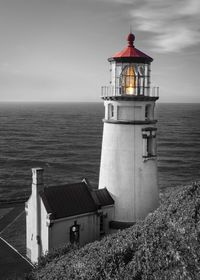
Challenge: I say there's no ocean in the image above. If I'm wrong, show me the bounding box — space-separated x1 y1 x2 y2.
0 102 200 199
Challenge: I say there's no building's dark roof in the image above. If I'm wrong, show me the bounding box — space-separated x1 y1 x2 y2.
91 188 114 207
40 182 114 220
40 182 97 220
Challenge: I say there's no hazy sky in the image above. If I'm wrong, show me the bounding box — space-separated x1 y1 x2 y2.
0 0 200 103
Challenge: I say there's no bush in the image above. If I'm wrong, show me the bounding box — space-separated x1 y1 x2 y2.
26 243 77 279
37 243 78 269
30 182 200 280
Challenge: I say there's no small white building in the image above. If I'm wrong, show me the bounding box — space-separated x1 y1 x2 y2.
25 168 114 263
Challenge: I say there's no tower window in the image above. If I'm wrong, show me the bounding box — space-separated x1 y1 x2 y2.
147 137 153 157
142 128 157 158
145 105 151 120
108 104 114 119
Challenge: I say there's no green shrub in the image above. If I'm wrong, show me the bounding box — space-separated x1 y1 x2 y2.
26 243 77 279
30 182 200 280
36 243 78 269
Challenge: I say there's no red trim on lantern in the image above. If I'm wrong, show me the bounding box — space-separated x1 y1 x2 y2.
111 33 153 61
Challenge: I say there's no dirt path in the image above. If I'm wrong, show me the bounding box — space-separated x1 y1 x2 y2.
0 237 32 279
0 202 32 278
0 205 24 233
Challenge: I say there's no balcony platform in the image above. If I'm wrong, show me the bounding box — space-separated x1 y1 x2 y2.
101 86 159 101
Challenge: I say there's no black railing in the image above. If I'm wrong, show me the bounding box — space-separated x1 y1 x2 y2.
101 86 159 98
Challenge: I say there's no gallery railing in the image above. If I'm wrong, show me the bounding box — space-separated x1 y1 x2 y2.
101 86 159 98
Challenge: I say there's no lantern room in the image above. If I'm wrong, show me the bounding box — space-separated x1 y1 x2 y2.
102 33 158 98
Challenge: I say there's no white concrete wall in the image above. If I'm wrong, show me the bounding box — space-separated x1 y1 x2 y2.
26 194 42 263
99 100 159 222
26 196 49 263
40 200 49 256
26 197 32 260
104 100 155 122
26 192 40 263
49 212 100 249
48 205 114 249
26 168 47 263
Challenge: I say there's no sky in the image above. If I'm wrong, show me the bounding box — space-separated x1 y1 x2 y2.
0 0 200 103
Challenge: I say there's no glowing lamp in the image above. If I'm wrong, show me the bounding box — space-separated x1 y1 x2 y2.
126 86 134 95
121 64 135 95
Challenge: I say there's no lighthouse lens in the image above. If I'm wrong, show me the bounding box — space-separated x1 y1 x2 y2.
121 64 135 95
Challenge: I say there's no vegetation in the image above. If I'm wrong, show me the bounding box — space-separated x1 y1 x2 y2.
36 243 78 270
28 182 200 280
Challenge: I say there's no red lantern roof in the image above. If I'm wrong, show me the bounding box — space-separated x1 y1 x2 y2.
108 33 153 63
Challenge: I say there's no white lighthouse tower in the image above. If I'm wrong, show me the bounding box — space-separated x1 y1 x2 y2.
99 33 159 225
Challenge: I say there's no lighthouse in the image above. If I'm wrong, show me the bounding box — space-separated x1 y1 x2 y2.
99 33 159 225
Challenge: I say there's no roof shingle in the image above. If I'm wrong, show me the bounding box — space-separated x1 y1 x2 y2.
40 182 114 220
40 182 98 219
91 188 114 207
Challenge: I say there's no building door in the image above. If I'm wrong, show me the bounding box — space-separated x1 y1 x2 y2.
100 214 105 237
70 221 80 244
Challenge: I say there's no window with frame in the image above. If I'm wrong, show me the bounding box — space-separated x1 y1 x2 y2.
70 221 80 244
108 103 114 119
119 63 148 96
121 64 135 95
142 128 157 158
145 105 151 120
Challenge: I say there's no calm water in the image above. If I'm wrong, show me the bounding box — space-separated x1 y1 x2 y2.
0 102 200 199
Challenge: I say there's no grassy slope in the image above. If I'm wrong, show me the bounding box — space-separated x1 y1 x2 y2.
30 182 200 280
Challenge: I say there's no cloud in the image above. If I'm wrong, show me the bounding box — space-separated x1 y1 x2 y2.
179 0 200 15
153 28 200 53
101 0 134 3
128 0 200 53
